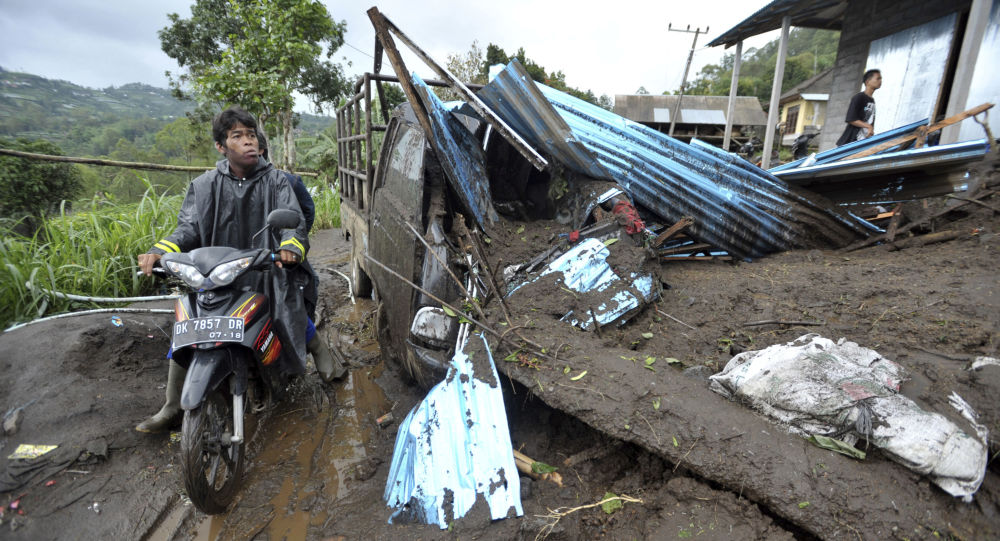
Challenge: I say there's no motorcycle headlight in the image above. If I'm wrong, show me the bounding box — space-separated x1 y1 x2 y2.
210 257 253 286
165 260 206 289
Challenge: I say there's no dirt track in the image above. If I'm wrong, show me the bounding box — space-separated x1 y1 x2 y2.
1 184 999 539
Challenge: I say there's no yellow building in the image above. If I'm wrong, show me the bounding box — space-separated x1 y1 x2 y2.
779 68 833 146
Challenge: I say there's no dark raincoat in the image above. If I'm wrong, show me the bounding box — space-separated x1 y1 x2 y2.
149 157 314 373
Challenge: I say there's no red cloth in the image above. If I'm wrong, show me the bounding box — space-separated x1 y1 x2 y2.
612 200 645 235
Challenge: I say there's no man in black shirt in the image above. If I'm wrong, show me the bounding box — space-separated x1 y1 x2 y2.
836 69 881 146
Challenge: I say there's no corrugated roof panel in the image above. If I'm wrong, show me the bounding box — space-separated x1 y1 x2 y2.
411 74 499 232
773 139 990 181
769 118 929 172
614 94 767 126
477 60 871 259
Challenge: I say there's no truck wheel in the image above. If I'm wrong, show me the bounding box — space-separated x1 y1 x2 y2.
351 254 373 300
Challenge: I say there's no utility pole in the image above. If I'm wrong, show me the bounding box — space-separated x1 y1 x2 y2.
667 23 708 138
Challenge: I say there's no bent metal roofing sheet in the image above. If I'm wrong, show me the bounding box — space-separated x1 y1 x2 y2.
476 60 870 260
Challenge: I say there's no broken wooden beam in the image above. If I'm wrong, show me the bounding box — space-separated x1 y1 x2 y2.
659 242 712 256
885 230 963 251
513 449 563 487
844 102 994 160
652 216 694 248
885 203 904 242
843 189 995 252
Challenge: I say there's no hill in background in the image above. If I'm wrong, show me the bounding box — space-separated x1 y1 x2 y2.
0 68 334 157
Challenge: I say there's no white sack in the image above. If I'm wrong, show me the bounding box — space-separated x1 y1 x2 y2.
709 334 988 499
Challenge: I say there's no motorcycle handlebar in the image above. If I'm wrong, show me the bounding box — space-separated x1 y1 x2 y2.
136 251 291 278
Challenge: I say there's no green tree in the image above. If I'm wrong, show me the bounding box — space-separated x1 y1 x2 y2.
470 43 612 110
159 0 350 169
439 40 488 101
676 28 840 110
154 117 215 165
381 84 406 112
0 138 82 221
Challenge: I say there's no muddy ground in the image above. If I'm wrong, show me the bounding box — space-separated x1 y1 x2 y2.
1 178 999 540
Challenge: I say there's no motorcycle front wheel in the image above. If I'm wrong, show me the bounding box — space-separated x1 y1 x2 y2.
180 389 244 514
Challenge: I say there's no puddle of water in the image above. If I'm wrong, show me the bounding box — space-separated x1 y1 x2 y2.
183 363 391 541
323 363 389 500
192 514 224 541
147 502 189 541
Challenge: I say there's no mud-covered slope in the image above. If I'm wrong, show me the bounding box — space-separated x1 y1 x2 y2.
483 189 1000 539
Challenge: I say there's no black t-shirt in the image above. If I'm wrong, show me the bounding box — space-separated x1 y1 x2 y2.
836 92 876 146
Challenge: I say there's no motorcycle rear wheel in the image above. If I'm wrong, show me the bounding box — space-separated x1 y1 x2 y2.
180 390 244 514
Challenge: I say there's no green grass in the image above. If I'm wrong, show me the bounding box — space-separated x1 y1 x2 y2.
0 183 181 329
1 178 342 330
310 178 341 231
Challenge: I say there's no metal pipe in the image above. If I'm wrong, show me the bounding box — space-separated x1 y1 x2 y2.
4 308 174 333
26 281 179 303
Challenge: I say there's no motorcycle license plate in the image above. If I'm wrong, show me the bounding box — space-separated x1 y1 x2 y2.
172 316 244 349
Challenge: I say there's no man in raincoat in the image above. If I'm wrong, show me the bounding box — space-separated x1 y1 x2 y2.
135 106 344 433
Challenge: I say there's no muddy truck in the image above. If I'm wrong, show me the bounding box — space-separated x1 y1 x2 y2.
335 62 999 539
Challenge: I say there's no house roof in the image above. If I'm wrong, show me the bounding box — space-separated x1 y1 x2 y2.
612 94 768 126
779 67 834 104
707 0 847 48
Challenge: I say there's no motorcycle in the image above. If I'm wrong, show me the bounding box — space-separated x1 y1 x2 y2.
153 208 301 514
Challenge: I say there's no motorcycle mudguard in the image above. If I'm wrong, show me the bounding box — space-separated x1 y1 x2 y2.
180 348 249 410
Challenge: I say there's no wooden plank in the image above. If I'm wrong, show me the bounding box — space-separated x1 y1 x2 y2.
885 203 904 242
367 8 439 158
373 9 548 171
886 230 963 251
842 189 994 252
844 102 994 161
652 216 694 248
659 243 712 256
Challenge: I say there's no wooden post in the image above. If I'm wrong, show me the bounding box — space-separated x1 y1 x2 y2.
942 0 992 144
723 40 744 152
667 24 707 138
762 16 790 169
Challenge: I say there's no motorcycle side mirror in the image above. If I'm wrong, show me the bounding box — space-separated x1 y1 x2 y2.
266 209 300 230
252 209 301 243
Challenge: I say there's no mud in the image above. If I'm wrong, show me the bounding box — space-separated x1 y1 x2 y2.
2 181 999 539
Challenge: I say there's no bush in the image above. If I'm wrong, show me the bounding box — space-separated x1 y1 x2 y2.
0 138 83 220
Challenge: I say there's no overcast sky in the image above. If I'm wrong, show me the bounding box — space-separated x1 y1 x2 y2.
0 0 781 112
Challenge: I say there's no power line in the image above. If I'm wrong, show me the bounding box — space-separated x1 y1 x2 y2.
343 40 374 59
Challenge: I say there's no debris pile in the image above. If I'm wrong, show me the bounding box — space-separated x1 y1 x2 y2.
348 7 998 533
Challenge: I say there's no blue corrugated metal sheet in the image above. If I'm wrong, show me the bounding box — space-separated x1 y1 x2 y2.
769 118 929 172
412 74 499 232
772 139 990 182
477 60 870 260
507 238 660 330
384 333 522 528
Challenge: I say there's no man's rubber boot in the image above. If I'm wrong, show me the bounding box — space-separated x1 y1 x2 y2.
136 360 185 433
308 335 347 383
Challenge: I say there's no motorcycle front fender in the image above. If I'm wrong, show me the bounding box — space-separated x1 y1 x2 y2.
181 348 249 410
